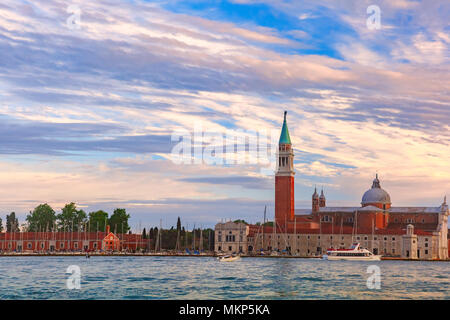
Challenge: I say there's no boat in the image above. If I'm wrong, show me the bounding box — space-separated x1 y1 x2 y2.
323 243 381 261
218 254 241 262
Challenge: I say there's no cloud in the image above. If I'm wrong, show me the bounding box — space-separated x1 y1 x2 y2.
180 176 272 190
0 117 172 155
0 0 448 227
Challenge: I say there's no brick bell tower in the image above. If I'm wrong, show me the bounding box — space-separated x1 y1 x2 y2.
275 111 295 231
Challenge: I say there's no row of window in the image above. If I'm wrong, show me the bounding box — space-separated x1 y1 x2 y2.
255 235 429 242
393 218 429 223
279 156 291 168
319 216 359 223
3 242 99 249
217 231 244 234
317 217 431 224
217 235 244 242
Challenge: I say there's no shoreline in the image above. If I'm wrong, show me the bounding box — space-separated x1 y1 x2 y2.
0 252 449 262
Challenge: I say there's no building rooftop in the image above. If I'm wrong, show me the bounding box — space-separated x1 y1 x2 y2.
295 206 442 214
388 207 442 214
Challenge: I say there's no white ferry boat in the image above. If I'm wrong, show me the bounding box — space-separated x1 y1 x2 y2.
322 243 381 261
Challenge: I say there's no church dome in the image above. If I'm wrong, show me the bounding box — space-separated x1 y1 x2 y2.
361 174 391 206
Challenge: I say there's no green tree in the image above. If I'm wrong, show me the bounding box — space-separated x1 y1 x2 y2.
108 208 130 234
57 202 87 231
176 217 181 233
26 204 56 232
142 227 147 239
0 217 3 232
88 210 108 232
6 212 19 232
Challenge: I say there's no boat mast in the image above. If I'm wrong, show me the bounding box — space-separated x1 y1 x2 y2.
372 218 374 252
192 223 195 252
221 220 224 252
238 223 241 254
253 224 261 254
176 227 180 252
262 206 266 252
200 227 203 252
319 214 322 254
185 223 188 251
331 214 334 248
284 217 287 253
273 215 276 251
154 221 161 253
293 217 296 255
351 211 355 244
159 219 162 252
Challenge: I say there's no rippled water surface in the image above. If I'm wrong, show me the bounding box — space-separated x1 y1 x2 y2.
0 256 448 299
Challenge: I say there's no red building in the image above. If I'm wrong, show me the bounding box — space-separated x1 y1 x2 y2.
0 228 148 253
102 226 120 251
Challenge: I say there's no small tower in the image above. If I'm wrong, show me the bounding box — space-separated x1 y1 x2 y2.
275 111 295 230
312 187 319 213
319 188 326 207
402 224 418 259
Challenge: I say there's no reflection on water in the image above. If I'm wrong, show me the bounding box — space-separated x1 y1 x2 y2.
0 256 448 300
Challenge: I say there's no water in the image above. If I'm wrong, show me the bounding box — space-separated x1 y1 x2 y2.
0 256 448 299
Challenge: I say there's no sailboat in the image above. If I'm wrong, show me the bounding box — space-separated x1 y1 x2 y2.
261 206 266 255
270 217 279 256
218 254 241 262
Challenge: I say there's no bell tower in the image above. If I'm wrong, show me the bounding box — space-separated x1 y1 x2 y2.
275 111 295 230
312 187 319 213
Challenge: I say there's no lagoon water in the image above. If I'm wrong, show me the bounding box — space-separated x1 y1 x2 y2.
0 256 448 299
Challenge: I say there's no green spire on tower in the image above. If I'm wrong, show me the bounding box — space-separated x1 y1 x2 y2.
279 111 291 145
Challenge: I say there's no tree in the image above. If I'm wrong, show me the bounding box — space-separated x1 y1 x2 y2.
88 210 108 232
142 227 147 239
56 202 87 231
0 217 3 232
6 212 19 232
176 217 181 233
108 208 130 234
26 204 56 232
149 227 154 240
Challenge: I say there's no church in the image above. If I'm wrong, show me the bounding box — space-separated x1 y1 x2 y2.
215 112 449 259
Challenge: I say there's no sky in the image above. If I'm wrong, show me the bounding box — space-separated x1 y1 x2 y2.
0 0 449 231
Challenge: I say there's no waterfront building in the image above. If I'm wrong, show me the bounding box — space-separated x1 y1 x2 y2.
215 221 249 253
102 225 121 251
0 227 147 253
215 112 450 259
